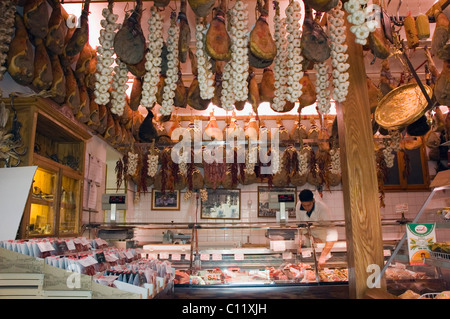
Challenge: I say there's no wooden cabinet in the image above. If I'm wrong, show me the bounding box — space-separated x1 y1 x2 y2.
2 97 91 239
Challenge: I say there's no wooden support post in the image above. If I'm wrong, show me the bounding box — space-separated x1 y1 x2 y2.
336 15 386 298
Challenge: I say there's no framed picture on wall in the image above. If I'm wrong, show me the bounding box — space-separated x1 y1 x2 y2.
257 186 297 218
201 189 241 220
151 189 180 211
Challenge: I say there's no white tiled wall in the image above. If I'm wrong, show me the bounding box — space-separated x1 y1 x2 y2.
130 183 447 245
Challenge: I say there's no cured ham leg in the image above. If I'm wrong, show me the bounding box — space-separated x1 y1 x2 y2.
65 0 90 57
7 13 34 85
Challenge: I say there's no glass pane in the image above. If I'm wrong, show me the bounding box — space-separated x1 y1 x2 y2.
32 167 56 201
59 175 80 235
29 203 55 235
29 168 57 236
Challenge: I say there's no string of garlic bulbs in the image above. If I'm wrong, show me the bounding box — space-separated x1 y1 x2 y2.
271 149 281 175
298 150 309 175
244 146 257 175
184 190 192 201
0 1 16 81
284 0 304 103
200 188 208 202
127 151 139 176
344 0 379 45
221 1 249 111
160 13 180 116
147 154 159 177
141 6 164 108
110 58 128 116
382 130 401 168
195 21 215 100
230 0 249 102
94 7 119 106
272 1 288 112
328 1 350 103
329 148 341 175
314 62 331 114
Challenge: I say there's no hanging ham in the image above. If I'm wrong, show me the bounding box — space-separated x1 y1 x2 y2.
129 77 143 111
188 0 217 18
76 84 91 124
23 0 49 39
435 61 450 106
249 0 277 67
301 10 330 63
32 38 53 92
304 0 339 12
65 0 90 57
45 0 66 55
138 109 159 143
178 0 191 63
63 61 81 115
48 53 65 104
298 73 316 110
205 1 231 61
259 68 275 103
114 0 145 65
7 13 34 86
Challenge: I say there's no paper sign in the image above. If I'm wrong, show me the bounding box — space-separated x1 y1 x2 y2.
271 241 286 252
234 253 244 261
212 253 222 261
159 252 169 259
200 254 210 261
406 223 436 266
301 250 312 258
78 256 98 267
171 253 181 261
395 203 408 213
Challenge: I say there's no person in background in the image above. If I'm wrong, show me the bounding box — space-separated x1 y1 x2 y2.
296 189 338 269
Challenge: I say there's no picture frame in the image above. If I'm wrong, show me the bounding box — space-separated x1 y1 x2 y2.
201 188 241 220
257 186 297 218
151 189 180 211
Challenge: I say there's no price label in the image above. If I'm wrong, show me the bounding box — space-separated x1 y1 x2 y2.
212 254 222 261
159 252 169 259
66 240 76 250
301 250 312 258
200 254 210 261
171 253 181 261
234 253 244 261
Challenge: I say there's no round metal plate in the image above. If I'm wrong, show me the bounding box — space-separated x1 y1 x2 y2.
374 83 433 130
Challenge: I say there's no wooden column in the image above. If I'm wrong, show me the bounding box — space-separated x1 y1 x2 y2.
336 16 386 298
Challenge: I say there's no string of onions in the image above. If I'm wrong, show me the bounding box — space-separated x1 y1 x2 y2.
195 20 215 100
0 1 16 81
141 6 164 108
94 6 119 106
160 12 180 116
328 1 350 103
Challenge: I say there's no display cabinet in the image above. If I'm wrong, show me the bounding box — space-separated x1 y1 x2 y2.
380 171 450 297
2 96 91 239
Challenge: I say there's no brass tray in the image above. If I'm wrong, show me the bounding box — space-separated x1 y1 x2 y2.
374 83 433 130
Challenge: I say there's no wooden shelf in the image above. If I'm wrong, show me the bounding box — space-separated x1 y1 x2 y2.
30 197 54 206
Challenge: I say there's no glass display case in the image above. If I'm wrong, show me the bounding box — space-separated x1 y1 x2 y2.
29 167 57 236
3 97 90 239
380 175 450 298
